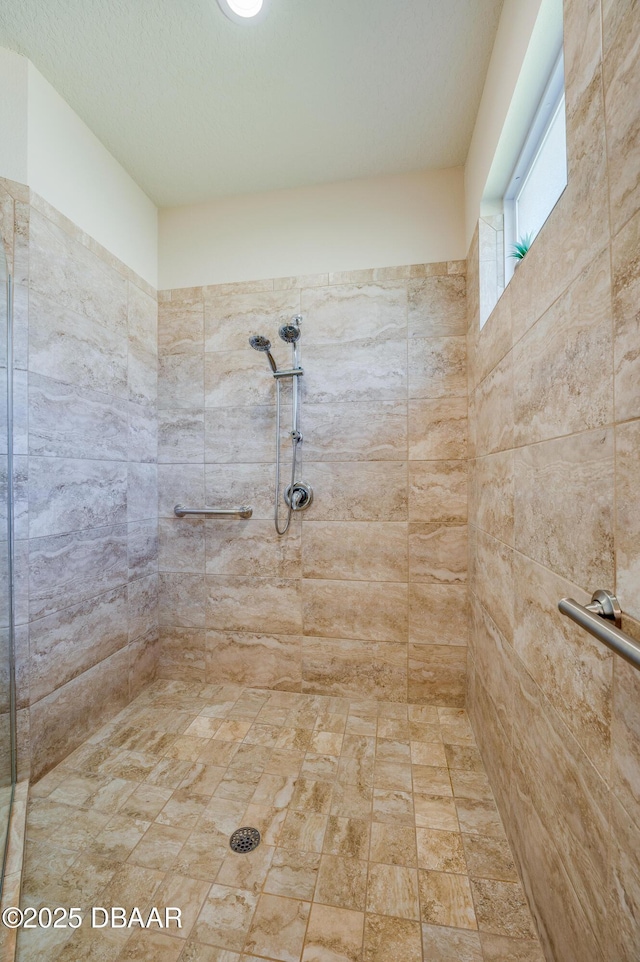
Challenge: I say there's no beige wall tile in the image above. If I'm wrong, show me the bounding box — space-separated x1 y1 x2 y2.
205 631 301 692
305 461 407 521
514 427 615 589
158 463 204 519
275 272 329 289
29 587 128 702
470 451 514 545
513 553 612 777
205 462 276 521
159 572 206 628
302 522 408 583
466 672 512 820
377 265 416 281
29 647 131 780
158 354 204 410
205 518 301 578
158 409 204 465
29 524 128 621
158 628 206 682
513 250 613 446
302 579 408 643
29 209 128 335
301 282 407 344
158 299 204 355
408 275 467 338
408 645 466 706
159 518 206 573
203 278 274 297
469 599 515 738
409 460 467 523
474 352 513 456
303 339 408 403
510 663 610 938
612 208 640 423
303 400 408 461
205 349 276 407
611 655 640 830
603 1 640 235
608 794 640 962
473 531 514 644
204 404 276 464
303 638 406 701
562 0 602 115
205 289 300 353
409 584 468 646
473 283 512 391
29 289 128 400
408 398 467 461
508 773 605 962
409 524 467 584
601 0 633 55
408 336 467 399
206 575 302 634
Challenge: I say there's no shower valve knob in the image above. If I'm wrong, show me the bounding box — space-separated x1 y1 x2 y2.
284 481 313 511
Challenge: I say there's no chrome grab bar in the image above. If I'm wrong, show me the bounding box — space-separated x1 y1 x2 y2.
174 505 253 519
558 589 640 670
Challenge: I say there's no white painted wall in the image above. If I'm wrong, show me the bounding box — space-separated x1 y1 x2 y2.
0 49 158 285
27 62 158 286
158 168 465 290
0 48 28 185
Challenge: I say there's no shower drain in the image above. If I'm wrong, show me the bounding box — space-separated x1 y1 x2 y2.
229 827 261 854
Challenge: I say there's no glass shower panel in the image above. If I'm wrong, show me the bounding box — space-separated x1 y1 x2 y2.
0 240 15 891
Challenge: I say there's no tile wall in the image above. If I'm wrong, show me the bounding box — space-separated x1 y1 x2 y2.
465 0 640 959
156 263 469 704
0 179 160 782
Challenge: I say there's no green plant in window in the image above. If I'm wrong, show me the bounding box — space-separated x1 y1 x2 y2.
510 232 533 260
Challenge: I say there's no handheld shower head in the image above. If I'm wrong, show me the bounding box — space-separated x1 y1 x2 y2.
279 320 302 343
249 334 278 373
249 334 271 351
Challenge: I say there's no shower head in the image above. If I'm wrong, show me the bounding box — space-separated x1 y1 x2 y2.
279 323 301 343
249 334 278 373
249 334 271 351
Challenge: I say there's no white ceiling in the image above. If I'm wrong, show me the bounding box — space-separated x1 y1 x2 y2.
0 0 504 208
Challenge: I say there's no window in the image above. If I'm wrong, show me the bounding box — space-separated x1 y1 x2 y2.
478 5 567 330
503 52 567 286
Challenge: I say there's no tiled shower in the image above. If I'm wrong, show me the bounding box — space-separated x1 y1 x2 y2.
0 0 636 960
156 266 469 705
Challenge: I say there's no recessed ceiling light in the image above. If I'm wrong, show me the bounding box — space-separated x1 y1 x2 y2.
216 0 267 23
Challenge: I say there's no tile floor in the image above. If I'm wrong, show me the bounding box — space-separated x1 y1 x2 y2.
18 680 544 961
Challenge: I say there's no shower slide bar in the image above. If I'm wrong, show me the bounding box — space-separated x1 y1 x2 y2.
174 505 253 519
558 589 640 670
